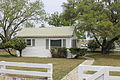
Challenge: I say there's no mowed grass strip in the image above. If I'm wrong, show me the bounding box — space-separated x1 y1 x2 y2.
0 51 84 80
86 53 120 76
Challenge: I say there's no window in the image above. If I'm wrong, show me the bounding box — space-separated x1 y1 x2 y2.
32 39 35 46
50 40 61 49
26 39 31 46
63 39 66 47
46 39 49 49
72 39 77 48
26 39 35 46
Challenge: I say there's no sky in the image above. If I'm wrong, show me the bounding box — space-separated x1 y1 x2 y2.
39 0 67 26
42 0 67 14
31 0 67 26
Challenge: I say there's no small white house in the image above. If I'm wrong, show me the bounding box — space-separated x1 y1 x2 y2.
16 26 78 57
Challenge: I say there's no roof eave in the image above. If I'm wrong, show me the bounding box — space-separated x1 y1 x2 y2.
17 35 73 38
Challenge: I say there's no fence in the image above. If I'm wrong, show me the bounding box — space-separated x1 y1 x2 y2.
78 65 120 80
0 61 53 80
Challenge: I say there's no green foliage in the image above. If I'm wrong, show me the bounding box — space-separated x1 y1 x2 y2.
47 12 74 26
47 0 78 26
3 38 27 57
69 48 87 58
0 43 4 49
23 21 35 28
0 0 45 43
10 38 26 51
88 40 100 51
62 0 77 25
51 47 67 58
107 42 115 51
62 0 120 54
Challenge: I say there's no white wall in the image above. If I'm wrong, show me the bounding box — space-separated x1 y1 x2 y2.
35 38 46 49
17 38 50 57
17 38 73 57
21 47 51 57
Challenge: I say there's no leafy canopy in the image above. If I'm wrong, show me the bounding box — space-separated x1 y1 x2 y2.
0 0 45 43
62 0 120 54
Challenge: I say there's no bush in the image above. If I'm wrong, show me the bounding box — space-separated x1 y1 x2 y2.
69 48 87 58
0 43 4 49
3 38 27 57
51 47 67 58
88 40 100 52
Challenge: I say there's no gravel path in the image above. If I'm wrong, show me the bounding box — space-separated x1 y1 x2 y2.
61 57 95 80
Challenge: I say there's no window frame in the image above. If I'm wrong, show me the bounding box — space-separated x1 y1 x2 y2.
26 38 35 47
50 39 62 49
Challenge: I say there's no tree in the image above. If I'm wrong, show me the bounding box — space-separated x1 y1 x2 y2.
77 0 120 54
0 0 45 43
3 38 27 57
23 21 35 28
10 38 26 57
47 12 74 26
0 0 45 56
47 0 78 27
61 0 78 26
88 40 100 52
62 0 120 54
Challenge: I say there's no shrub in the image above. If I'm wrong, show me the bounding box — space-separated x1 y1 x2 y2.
69 48 87 58
51 47 67 58
3 38 27 57
0 43 4 49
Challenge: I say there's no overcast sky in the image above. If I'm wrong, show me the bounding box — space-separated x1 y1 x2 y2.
42 0 67 14
31 0 67 26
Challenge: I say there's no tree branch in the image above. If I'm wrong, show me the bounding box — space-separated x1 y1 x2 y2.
92 31 102 46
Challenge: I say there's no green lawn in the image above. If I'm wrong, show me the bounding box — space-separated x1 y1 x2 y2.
0 51 84 80
86 53 120 76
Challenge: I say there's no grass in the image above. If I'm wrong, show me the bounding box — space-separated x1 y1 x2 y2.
0 51 84 80
86 53 120 76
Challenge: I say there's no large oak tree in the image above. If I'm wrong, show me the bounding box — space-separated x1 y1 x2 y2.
76 0 120 54
61 0 120 54
0 0 45 56
0 0 45 43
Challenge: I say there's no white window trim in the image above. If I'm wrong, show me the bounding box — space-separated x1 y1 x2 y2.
26 38 35 47
48 38 66 49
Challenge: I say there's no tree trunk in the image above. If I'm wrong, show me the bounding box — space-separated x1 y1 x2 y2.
101 41 113 54
101 46 108 54
19 50 22 57
4 49 16 57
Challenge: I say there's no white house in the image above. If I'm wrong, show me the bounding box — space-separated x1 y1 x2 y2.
16 26 78 57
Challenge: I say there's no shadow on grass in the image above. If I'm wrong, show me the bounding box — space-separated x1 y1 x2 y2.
86 53 120 60
0 51 16 58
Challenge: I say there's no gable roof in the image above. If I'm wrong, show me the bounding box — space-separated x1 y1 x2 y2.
16 26 75 38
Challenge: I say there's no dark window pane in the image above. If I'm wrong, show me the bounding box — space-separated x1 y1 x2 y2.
63 39 66 47
72 39 76 48
27 39 31 46
32 39 35 46
46 39 49 49
50 40 61 48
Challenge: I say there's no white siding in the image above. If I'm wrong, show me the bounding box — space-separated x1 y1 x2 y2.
19 47 51 57
35 38 46 49
17 38 74 57
66 38 72 48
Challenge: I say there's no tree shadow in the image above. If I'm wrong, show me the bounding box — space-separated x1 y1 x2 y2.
87 53 120 60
